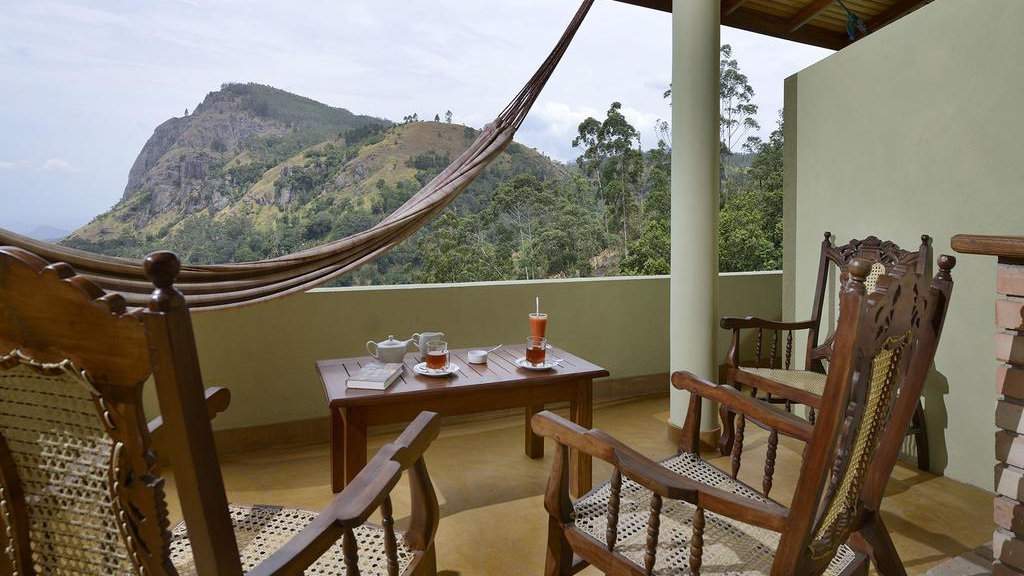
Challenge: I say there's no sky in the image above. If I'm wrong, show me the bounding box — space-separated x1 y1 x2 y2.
0 0 832 235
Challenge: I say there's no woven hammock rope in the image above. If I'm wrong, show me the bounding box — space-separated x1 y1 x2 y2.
0 0 595 311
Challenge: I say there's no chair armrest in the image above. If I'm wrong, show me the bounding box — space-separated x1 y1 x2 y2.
719 316 816 331
246 411 442 576
671 371 813 442
147 386 231 435
531 411 790 532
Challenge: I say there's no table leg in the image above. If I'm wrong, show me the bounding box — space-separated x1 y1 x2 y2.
525 404 545 459
569 379 593 497
342 407 368 490
330 407 345 493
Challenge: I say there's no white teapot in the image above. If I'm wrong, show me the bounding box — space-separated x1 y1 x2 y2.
366 335 413 364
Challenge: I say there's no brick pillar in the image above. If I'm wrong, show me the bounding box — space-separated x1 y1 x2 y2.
954 235 1024 575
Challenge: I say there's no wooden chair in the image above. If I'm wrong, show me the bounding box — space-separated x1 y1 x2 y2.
0 246 441 576
534 254 956 576
720 233 933 494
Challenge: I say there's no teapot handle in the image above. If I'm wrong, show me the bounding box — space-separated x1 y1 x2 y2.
366 340 378 358
410 333 421 349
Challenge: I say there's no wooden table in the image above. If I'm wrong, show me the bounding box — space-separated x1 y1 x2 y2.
952 234 1024 576
318 344 608 497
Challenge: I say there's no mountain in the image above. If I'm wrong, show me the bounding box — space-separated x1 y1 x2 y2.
64 83 567 269
10 224 70 242
27 225 70 242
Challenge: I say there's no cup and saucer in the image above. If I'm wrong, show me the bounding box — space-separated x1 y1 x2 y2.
514 357 561 371
515 336 561 371
413 340 460 377
413 362 460 377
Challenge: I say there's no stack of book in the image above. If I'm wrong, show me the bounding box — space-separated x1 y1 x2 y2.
346 362 403 390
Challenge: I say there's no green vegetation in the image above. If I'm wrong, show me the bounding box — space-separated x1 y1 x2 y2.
65 46 783 283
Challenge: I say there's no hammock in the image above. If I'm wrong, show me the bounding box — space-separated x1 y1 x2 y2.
0 0 595 311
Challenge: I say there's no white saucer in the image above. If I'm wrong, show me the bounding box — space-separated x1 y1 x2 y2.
413 362 460 377
514 357 560 371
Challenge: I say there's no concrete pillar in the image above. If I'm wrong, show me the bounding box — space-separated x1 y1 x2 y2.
669 0 720 433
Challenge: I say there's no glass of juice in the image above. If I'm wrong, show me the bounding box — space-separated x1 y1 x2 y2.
425 341 449 371
529 312 548 339
526 336 547 366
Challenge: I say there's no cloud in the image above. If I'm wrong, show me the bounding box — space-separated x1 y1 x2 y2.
0 161 15 170
41 158 75 173
517 101 599 162
516 101 669 163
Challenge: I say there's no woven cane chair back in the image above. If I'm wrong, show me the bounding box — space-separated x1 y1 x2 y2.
779 257 938 574
0 247 176 576
808 234 931 371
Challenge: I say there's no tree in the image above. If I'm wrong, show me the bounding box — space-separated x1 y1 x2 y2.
747 112 784 193
539 181 605 277
719 44 759 154
434 113 441 122
661 44 760 154
573 102 643 259
418 212 499 283
718 112 784 272
486 174 555 280
718 187 782 272
445 110 453 123
620 219 670 275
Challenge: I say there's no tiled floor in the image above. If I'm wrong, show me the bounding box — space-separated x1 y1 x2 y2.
164 396 993 575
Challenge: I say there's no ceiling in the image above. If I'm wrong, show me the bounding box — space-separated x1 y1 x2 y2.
613 0 934 50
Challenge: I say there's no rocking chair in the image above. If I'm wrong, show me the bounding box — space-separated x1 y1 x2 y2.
0 246 441 575
720 233 933 496
534 254 955 576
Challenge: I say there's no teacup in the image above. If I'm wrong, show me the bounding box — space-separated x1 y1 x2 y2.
411 331 445 361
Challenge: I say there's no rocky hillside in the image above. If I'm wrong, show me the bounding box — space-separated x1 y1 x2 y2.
65 83 566 265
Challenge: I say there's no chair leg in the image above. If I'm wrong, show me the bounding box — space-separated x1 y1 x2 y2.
730 415 746 478
718 403 736 456
545 517 573 576
912 400 929 472
859 513 907 576
410 543 438 576
763 429 778 496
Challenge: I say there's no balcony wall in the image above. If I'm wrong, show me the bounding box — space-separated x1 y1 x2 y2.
144 272 780 438
784 0 1024 488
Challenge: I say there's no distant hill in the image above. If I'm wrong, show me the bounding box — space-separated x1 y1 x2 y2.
64 83 567 267
22 225 69 242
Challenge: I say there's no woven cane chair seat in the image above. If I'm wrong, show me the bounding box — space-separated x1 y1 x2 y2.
169 504 415 575
573 453 856 575
738 367 828 396
0 356 137 574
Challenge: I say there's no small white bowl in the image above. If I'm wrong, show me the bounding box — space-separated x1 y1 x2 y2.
467 349 489 364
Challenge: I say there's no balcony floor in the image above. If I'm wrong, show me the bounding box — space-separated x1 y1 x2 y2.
164 396 992 575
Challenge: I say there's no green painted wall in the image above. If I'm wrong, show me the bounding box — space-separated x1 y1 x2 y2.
785 0 1024 488
143 273 781 432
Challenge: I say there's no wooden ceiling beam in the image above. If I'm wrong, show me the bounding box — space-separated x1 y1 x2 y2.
723 7 851 50
613 0 935 51
612 0 670 13
786 0 835 32
722 0 751 17
866 0 931 32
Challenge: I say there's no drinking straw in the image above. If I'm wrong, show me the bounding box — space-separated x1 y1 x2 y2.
536 297 540 315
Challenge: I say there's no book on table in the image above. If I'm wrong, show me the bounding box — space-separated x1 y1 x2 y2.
346 362 403 390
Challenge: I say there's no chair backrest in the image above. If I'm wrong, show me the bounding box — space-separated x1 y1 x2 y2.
805 233 932 372
773 253 955 575
0 246 241 575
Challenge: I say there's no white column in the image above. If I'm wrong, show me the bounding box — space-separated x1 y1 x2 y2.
669 0 719 433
